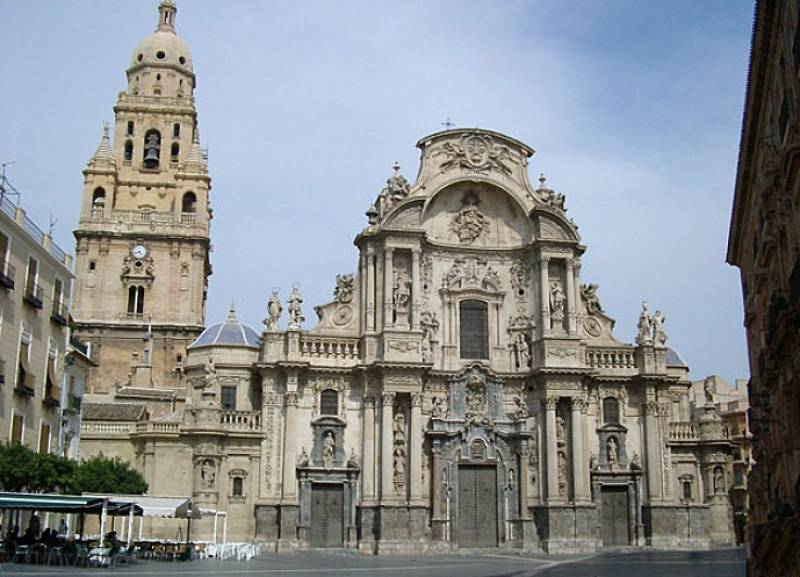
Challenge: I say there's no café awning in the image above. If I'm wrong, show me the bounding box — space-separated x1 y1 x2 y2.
0 492 106 513
83 494 197 518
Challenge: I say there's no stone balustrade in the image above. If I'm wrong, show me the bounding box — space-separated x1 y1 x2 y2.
669 421 699 441
81 421 133 435
300 336 360 360
134 421 180 434
221 410 261 431
585 347 637 369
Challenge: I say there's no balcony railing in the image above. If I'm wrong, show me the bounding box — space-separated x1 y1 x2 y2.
221 410 261 431
23 282 43 309
585 347 637 369
669 421 699 442
51 301 67 326
180 212 195 224
0 260 14 290
300 336 360 360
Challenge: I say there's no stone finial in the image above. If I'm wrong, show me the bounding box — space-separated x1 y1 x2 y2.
182 129 207 173
90 122 115 166
156 0 177 33
227 302 237 322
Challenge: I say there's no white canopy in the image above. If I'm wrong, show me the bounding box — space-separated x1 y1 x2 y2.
83 494 198 518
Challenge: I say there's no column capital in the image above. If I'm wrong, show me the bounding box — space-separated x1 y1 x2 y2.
385 246 395 256
411 392 423 407
538 255 550 266
382 392 396 406
364 395 377 409
644 401 659 416
571 396 587 412
284 392 298 406
544 395 559 410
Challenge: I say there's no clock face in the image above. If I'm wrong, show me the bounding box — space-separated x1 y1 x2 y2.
132 244 147 259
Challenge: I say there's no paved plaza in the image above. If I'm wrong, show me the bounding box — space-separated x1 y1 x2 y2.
0 548 745 577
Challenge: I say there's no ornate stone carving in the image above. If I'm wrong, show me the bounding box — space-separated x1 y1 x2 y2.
200 458 216 489
334 273 354 304
465 374 489 426
556 415 565 441
296 446 309 467
265 289 282 331
606 436 619 465
549 279 565 322
450 192 489 243
582 316 602 338
631 452 642 470
544 395 559 410
636 301 652 345
420 311 440 363
392 270 411 325
430 394 448 419
510 394 529 421
535 174 566 211
510 260 530 298
203 355 217 389
580 283 602 315
347 448 360 469
652 310 667 347
393 411 407 493
442 257 502 292
557 451 568 497
287 285 305 329
322 432 335 469
387 340 418 353
440 132 513 176
471 439 486 461
379 162 411 215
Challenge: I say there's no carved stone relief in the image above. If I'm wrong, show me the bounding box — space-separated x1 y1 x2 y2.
439 132 513 176
450 192 490 244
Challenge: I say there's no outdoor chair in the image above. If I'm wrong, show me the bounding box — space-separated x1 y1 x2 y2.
115 545 136 565
47 545 66 566
72 543 90 567
12 544 30 563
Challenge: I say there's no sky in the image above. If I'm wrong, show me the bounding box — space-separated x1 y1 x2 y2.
0 0 754 384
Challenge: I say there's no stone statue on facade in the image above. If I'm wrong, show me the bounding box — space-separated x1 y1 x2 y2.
392 270 411 325
607 436 619 466
652 310 667 346
512 332 530 369
379 162 411 214
713 466 725 494
589 452 598 471
631 452 642 470
420 311 439 363
393 412 406 444
549 280 565 321
511 395 529 421
265 289 282 331
556 415 565 441
347 448 360 469
203 355 216 389
704 376 716 406
287 285 305 329
636 301 652 345
580 283 603 315
296 447 309 467
322 432 335 469
393 445 407 492
431 394 447 419
200 459 215 488
557 451 568 497
334 274 354 304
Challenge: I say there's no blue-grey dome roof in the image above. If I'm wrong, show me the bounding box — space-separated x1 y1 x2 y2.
666 347 687 367
189 308 260 349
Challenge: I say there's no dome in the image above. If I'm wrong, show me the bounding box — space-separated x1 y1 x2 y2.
189 307 261 349
129 1 193 73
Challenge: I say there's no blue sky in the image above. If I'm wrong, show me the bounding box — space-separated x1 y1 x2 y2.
0 0 754 384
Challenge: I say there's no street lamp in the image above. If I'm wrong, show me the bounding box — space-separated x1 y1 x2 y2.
184 504 193 561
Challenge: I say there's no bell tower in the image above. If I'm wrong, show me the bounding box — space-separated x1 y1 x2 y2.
73 0 211 394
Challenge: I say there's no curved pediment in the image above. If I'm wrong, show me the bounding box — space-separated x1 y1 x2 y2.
535 209 580 242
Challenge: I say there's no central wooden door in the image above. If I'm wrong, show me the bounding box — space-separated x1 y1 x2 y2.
600 485 630 546
310 484 344 548
458 465 498 547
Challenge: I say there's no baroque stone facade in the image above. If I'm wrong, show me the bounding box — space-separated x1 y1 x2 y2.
728 1 800 574
78 1 737 552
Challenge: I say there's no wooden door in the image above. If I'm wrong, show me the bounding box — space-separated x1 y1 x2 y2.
309 484 344 548
458 465 498 547
600 485 630 546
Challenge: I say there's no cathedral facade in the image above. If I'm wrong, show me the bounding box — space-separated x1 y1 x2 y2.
77 1 736 553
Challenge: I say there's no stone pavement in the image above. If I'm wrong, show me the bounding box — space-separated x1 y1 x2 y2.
0 548 745 577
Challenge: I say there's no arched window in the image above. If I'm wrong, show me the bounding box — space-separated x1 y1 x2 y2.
143 130 161 168
173 123 180 138
320 389 338 415
127 285 145 316
603 397 620 424
124 140 134 161
92 188 106 206
171 143 179 162
127 121 134 136
182 192 197 213
459 300 488 359
232 477 244 497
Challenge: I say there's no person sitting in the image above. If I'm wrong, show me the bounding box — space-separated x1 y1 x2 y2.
20 528 34 546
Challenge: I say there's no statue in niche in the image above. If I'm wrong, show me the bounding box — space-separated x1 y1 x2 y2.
265 289 282 331
296 447 309 467
334 273 354 304
200 459 215 489
549 280 565 321
713 466 725 494
528 446 538 486
322 432 335 469
512 333 530 369
465 385 485 420
652 310 667 346
431 394 447 419
287 285 305 329
393 445 407 491
580 283 603 315
636 302 652 345
445 260 463 289
507 467 516 490
393 412 406 444
607 436 619 466
420 311 439 363
511 395 529 421
392 270 411 325
557 451 568 497
631 452 642 470
556 415 565 441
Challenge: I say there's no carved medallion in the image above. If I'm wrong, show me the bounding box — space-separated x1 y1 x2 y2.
332 305 353 326
450 192 489 244
583 316 602 338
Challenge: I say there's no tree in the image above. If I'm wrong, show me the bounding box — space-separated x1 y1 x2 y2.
70 455 148 495
0 442 37 491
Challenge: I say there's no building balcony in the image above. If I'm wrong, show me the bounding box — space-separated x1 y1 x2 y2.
221 410 261 431
23 282 43 309
585 346 637 370
42 386 61 408
0 261 14 290
668 421 699 442
51 301 68 326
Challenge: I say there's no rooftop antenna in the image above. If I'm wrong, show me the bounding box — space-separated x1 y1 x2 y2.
49 215 58 237
0 161 21 205
442 118 454 130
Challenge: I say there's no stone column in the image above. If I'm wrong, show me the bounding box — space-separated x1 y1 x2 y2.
376 251 384 329
518 446 529 513
366 250 376 332
644 400 664 501
282 391 298 500
384 247 395 329
362 396 376 501
571 397 588 501
411 249 421 330
539 257 550 337
380 392 395 501
545 396 559 502
409 392 423 501
565 259 576 335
